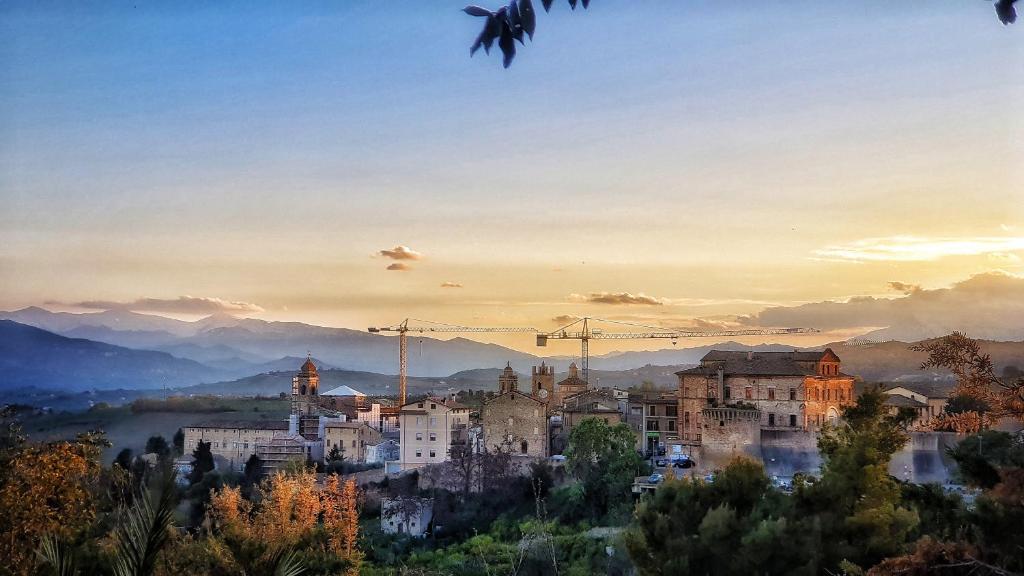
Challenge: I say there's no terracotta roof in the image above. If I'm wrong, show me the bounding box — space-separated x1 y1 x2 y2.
676 349 845 377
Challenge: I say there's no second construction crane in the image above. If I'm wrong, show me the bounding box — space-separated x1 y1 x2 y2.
368 319 537 406
537 317 819 384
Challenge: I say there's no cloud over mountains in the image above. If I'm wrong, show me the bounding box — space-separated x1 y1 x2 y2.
68 296 264 315
740 272 1024 341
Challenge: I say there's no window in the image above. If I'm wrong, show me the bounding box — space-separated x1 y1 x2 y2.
668 420 676 431
684 411 691 428
724 386 731 399
666 405 677 417
351 440 356 448
429 416 437 426
430 403 436 409
815 388 820 401
415 432 423 441
429 432 436 442
429 450 436 458
789 414 797 427
416 416 422 426
417 403 424 408
415 450 422 457
648 405 657 416
768 388 776 400
744 387 753 400
768 413 775 426
647 419 659 431
789 388 797 401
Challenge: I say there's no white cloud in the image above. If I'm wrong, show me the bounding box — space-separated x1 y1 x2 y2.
440 281 463 288
378 245 423 260
812 236 1024 263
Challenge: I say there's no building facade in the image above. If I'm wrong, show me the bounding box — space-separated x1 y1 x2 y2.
677 349 855 446
398 396 470 469
626 391 679 454
561 389 624 439
481 390 548 457
883 383 953 428
324 421 383 463
183 420 289 472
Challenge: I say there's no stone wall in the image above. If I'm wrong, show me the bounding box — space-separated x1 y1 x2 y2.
700 408 761 457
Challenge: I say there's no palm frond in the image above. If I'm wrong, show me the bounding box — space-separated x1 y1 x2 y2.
37 535 78 576
111 470 178 576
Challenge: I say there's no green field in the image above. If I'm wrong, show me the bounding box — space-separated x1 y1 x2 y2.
20 396 290 463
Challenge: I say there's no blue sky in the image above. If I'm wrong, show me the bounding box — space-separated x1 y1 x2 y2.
1 1 1022 346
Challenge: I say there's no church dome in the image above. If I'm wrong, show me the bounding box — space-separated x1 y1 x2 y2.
300 356 318 375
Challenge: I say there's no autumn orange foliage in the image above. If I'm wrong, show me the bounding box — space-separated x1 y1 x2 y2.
208 470 363 573
0 437 103 575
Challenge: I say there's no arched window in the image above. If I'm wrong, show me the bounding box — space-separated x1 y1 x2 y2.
521 440 528 454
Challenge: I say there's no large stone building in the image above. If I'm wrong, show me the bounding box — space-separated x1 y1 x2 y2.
183 358 343 475
676 349 855 447
481 390 548 457
398 396 470 469
183 420 289 472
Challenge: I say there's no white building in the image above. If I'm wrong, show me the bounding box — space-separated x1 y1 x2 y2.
381 497 433 537
398 396 470 469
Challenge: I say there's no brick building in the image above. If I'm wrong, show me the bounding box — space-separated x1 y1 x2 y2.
677 349 855 446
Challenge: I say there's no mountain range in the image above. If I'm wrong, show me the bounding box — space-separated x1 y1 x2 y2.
1 307 1023 398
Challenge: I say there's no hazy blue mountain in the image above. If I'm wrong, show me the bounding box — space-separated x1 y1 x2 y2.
0 320 226 391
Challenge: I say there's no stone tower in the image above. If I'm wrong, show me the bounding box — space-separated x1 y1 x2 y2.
531 362 555 406
556 362 588 406
291 356 320 416
498 362 518 394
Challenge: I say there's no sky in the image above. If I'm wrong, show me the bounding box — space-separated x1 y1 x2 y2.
1 1 1022 352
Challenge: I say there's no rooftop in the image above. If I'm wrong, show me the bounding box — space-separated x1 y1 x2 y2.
676 348 849 377
190 420 289 431
883 394 929 408
884 382 956 399
322 384 366 397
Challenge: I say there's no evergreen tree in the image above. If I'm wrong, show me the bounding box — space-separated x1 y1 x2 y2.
145 435 170 459
188 440 215 485
172 428 185 456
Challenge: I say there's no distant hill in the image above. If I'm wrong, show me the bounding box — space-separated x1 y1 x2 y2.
819 339 1024 383
0 320 225 391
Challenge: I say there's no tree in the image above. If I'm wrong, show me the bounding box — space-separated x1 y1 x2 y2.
145 436 170 459
947 430 1024 489
188 440 214 485
802 388 919 571
564 418 642 521
243 454 262 487
464 0 1017 69
912 332 1024 433
114 448 134 471
626 457 816 576
0 433 107 575
172 429 184 457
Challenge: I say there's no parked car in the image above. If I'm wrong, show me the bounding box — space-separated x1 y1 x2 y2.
654 458 668 468
648 473 665 484
549 455 567 463
672 458 696 469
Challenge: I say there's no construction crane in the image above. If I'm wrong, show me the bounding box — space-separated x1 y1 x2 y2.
537 317 819 384
368 319 538 406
